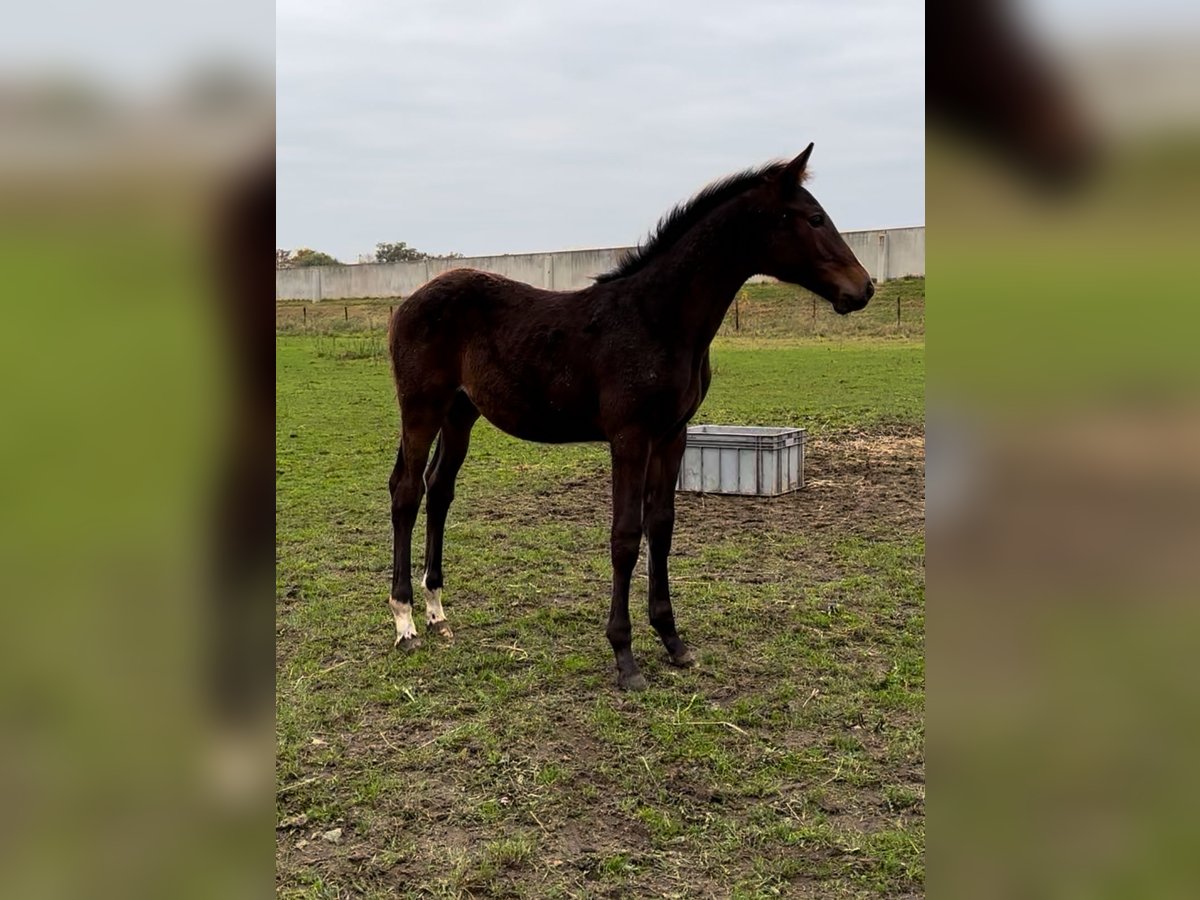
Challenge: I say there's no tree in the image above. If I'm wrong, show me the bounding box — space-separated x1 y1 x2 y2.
276 248 292 269
374 242 465 264
290 248 341 267
374 241 427 263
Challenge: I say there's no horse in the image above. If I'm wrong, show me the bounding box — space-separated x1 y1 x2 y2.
385 143 873 691
928 0 1095 186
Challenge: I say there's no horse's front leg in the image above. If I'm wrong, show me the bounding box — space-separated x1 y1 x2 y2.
645 428 694 667
606 434 651 691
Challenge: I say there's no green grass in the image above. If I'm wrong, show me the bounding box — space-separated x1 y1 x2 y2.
701 340 924 433
276 326 924 897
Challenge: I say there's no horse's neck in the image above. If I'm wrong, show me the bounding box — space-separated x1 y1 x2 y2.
646 209 760 351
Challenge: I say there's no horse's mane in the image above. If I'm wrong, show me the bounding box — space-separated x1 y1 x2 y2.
595 160 796 283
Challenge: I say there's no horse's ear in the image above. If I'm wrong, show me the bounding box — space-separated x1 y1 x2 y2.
780 143 814 197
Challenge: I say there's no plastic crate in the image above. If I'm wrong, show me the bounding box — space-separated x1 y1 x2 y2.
676 425 805 496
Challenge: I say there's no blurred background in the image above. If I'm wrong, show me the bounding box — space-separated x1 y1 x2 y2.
0 2 273 897
928 0 1200 895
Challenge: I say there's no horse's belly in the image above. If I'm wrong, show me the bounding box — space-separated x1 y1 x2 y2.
481 406 605 444
465 384 604 445
495 417 605 444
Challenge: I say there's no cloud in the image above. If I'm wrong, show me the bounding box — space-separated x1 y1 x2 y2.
277 0 924 259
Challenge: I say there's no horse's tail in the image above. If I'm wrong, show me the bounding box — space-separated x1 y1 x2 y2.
386 299 401 380
388 443 404 498
424 431 444 486
387 302 406 498
390 430 443 497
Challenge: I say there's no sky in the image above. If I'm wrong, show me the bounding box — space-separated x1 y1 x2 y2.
277 0 925 261
6 1 1193 263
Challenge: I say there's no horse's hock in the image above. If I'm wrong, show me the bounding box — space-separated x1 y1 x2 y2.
677 425 805 496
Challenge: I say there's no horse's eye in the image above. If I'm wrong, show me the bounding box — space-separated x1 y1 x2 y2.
808 214 825 227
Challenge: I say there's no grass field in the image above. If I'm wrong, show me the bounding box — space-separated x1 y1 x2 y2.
276 287 925 897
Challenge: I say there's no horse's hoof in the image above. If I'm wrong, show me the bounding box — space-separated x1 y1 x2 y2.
619 672 648 692
394 635 422 652
669 649 696 668
428 620 454 639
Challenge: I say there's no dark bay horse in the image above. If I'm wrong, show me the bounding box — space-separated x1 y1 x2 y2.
928 0 1095 185
386 144 873 690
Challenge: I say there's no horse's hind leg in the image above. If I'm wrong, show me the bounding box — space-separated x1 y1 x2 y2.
388 397 448 650
422 391 479 638
607 434 652 691
645 428 694 667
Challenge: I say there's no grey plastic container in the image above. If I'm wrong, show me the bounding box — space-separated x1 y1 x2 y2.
676 425 805 496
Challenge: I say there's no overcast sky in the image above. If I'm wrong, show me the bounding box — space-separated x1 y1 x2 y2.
277 0 924 261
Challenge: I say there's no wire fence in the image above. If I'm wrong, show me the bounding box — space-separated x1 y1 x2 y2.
275 277 925 343
716 280 924 339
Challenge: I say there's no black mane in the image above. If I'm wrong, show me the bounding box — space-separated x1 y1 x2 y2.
595 161 788 283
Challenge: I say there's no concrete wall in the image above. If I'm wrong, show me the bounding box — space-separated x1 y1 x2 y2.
276 226 924 301
842 226 924 281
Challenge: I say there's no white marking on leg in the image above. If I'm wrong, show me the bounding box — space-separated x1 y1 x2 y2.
421 572 446 621
424 586 446 624
388 597 417 642
421 573 452 635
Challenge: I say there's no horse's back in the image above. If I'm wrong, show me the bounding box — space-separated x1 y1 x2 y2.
389 266 576 380
392 268 561 334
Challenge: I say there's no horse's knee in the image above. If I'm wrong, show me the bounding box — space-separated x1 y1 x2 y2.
642 488 672 537
606 619 632 648
391 484 423 526
425 480 455 514
649 601 677 631
645 525 673 557
610 530 641 573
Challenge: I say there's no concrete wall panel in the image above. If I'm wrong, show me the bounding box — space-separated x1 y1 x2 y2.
277 228 923 300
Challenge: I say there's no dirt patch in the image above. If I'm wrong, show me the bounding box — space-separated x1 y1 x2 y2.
471 429 924 538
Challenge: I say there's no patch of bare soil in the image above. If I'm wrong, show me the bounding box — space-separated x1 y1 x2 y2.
474 428 924 539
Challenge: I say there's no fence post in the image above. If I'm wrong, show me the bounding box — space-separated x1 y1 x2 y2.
896 293 901 330
302 305 306 325
344 306 348 321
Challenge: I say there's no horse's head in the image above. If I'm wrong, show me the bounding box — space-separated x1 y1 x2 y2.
757 144 875 315
928 0 1096 188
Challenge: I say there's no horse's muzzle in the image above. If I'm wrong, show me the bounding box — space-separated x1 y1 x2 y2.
833 281 874 315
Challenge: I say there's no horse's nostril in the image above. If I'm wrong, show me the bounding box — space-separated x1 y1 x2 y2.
863 281 875 301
